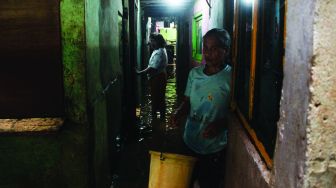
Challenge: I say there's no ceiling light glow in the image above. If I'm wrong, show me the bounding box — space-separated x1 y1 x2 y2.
244 0 253 5
165 0 183 7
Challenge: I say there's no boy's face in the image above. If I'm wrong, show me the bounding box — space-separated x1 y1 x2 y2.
203 36 226 67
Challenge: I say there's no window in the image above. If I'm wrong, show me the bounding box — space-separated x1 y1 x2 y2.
232 0 285 168
235 0 253 119
192 13 203 62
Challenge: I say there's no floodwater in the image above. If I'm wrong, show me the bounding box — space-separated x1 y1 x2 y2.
138 77 179 137
111 77 190 188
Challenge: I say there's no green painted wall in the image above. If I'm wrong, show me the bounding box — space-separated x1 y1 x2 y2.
160 28 177 43
61 0 87 123
0 0 90 187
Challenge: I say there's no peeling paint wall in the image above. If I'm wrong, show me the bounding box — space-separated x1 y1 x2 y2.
61 0 87 123
305 0 336 187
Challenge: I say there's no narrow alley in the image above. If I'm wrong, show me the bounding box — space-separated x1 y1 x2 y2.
110 77 188 187
0 0 335 188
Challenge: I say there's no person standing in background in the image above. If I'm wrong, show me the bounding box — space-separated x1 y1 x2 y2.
136 33 168 120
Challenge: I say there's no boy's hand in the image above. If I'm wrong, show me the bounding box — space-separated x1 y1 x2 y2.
170 97 190 128
170 111 181 128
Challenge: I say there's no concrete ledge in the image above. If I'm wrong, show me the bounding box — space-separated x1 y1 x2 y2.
0 118 64 133
225 114 272 188
239 123 272 185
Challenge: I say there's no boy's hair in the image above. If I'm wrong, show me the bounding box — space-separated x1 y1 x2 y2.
149 33 166 48
203 28 231 50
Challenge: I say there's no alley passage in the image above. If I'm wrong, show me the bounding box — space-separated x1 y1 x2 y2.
111 77 190 188
138 77 178 133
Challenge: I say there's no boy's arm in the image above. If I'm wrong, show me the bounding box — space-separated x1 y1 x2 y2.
171 96 190 127
136 67 156 75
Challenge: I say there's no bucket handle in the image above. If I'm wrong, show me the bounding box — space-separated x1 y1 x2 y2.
160 152 165 161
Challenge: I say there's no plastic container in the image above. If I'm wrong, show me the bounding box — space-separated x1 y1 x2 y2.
148 151 197 188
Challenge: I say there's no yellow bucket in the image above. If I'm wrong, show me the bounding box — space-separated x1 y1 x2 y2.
148 151 197 188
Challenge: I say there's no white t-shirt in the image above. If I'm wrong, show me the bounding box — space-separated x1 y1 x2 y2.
147 48 168 78
184 64 232 154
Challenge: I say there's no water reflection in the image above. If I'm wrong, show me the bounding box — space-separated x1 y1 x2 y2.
137 77 178 140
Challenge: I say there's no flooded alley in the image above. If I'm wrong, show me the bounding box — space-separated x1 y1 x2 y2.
111 77 192 188
0 0 335 188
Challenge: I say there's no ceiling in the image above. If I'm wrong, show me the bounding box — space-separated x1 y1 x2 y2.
140 0 195 17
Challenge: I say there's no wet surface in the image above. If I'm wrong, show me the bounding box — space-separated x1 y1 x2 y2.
138 77 179 136
111 77 191 188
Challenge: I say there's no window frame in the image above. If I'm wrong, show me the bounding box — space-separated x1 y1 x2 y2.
192 12 203 62
231 0 286 169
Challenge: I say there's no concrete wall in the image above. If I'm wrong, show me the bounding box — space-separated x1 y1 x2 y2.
85 0 124 187
305 0 336 187
225 116 271 188
273 0 313 187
